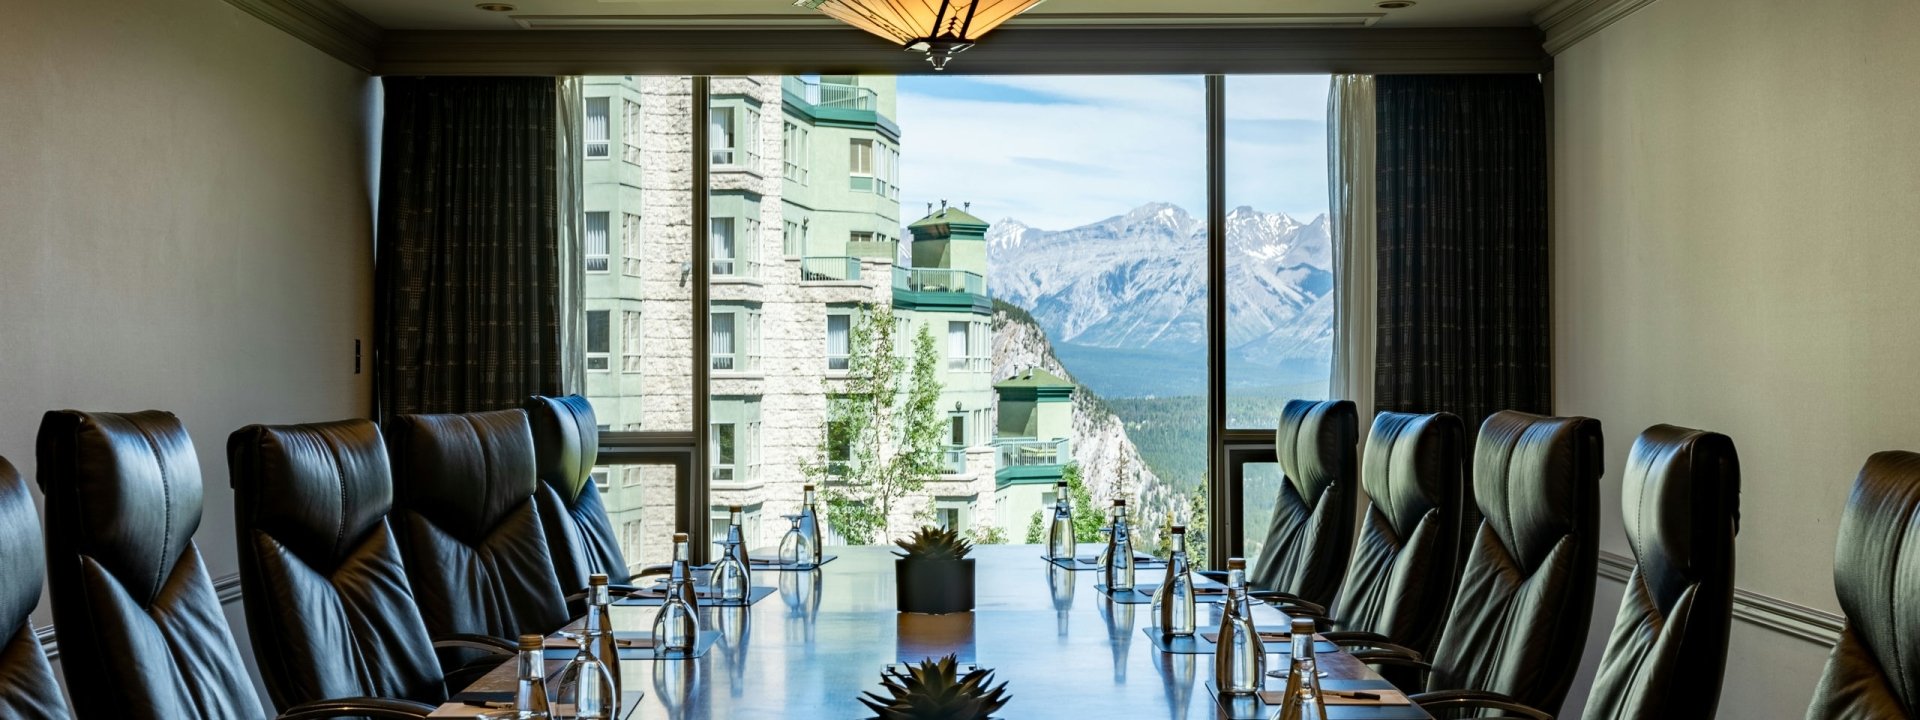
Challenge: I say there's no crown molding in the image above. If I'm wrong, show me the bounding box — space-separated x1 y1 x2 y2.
376 26 1548 76
222 0 383 72
510 12 1385 31
1533 0 1659 55
1597 550 1844 648
37 572 244 662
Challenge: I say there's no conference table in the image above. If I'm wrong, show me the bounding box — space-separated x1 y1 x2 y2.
454 545 1432 719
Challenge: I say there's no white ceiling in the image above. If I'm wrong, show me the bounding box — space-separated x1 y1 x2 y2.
338 0 1559 32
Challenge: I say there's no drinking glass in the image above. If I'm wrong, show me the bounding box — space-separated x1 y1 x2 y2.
778 514 813 567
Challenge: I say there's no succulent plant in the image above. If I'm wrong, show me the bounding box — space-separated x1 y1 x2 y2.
895 525 973 562
860 654 1010 720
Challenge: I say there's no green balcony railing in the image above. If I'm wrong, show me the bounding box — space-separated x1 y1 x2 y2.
893 267 985 295
783 76 878 111
995 437 1071 468
800 256 861 282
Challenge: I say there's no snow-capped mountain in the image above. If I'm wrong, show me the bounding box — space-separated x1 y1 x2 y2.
985 202 1334 398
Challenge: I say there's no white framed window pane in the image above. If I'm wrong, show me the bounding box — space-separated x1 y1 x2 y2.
711 106 735 165
826 313 850 370
585 97 610 158
948 321 968 370
585 211 610 272
712 423 736 482
712 311 736 369
586 309 610 371
849 139 873 175
711 218 736 275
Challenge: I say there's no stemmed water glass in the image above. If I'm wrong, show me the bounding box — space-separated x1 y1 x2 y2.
779 514 814 568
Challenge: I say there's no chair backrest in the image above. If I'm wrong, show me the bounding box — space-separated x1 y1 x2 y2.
1426 410 1602 713
385 409 568 647
35 410 262 720
0 458 69 720
1806 451 1920 719
525 395 630 591
1582 425 1740 720
1250 399 1358 607
229 419 445 710
1331 411 1465 658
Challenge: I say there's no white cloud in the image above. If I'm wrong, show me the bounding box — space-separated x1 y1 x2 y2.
895 75 1330 231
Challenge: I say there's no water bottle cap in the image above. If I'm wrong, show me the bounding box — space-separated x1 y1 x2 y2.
588 573 609 586
1171 525 1186 534
804 484 815 491
1226 557 1246 570
519 634 544 650
1114 499 1127 507
1290 617 1316 633
672 532 689 542
729 504 742 512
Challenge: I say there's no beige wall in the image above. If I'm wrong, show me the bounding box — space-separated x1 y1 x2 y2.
0 0 375 709
1552 0 1920 715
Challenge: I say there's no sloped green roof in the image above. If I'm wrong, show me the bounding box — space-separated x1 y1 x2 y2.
994 368 1075 389
909 207 991 229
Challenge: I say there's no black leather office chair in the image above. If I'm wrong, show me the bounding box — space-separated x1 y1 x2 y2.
1581 425 1741 720
385 410 569 667
1322 411 1466 661
1365 411 1601 719
1805 450 1920 720
231 419 518 718
0 457 69 720
36 410 265 720
525 395 636 593
1246 399 1358 613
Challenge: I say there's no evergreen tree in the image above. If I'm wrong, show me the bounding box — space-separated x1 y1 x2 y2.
802 304 945 545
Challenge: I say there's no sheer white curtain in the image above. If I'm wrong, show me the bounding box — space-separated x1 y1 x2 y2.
1328 75 1377 431
556 77 586 395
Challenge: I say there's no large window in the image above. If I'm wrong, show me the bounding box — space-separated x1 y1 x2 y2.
825 311 851 371
586 310 610 372
585 97 610 158
710 106 736 166
584 211 610 272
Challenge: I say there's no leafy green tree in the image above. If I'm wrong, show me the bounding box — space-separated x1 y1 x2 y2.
803 303 946 545
968 523 1008 545
1021 463 1107 544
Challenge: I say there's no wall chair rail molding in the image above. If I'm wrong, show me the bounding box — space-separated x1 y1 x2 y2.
1597 550 1844 647
1533 0 1660 54
222 0 382 71
36 573 245 662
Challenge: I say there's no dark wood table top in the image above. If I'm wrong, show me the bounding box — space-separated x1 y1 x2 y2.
461 544 1432 719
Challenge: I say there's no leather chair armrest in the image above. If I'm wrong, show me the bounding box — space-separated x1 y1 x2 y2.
634 563 672 578
1195 570 1229 583
276 698 438 720
431 633 519 657
1249 591 1327 617
566 583 648 605
1406 689 1554 720
1266 603 1335 630
1320 632 1422 661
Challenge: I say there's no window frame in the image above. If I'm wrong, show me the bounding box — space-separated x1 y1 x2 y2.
585 96 611 159
825 310 852 372
584 210 611 273
586 309 612 372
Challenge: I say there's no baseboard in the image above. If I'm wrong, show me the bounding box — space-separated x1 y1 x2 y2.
37 572 244 662
1597 550 1844 647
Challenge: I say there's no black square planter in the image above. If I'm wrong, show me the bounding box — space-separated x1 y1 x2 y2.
895 557 975 614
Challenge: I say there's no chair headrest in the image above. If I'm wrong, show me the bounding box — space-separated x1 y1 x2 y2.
36 410 203 607
1472 410 1604 570
524 395 599 504
229 419 394 571
1277 399 1358 506
0 458 45 633
385 409 538 544
1833 450 1920 677
1620 424 1740 607
1362 411 1465 536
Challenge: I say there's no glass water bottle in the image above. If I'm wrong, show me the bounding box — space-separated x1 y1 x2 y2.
1094 504 1116 568
1213 558 1265 695
1278 617 1329 720
652 533 701 655
1106 499 1135 592
515 634 553 716
798 483 825 565
555 574 621 719
1046 480 1074 560
710 504 751 601
1150 525 1196 637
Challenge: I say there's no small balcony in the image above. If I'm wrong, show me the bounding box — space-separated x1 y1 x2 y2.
894 267 985 296
996 437 1071 468
800 256 862 283
783 76 878 112
942 446 968 475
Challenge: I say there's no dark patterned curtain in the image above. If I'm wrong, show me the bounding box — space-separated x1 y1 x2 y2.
1374 74 1550 435
376 77 561 423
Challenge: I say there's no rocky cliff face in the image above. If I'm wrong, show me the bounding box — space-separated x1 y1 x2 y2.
991 303 1174 539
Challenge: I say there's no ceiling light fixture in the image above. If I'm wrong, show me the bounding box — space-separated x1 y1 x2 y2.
793 0 1049 70
1376 1 1415 8
475 3 516 12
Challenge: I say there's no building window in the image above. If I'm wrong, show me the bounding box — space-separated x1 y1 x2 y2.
621 99 641 165
585 211 610 272
949 413 967 446
585 97 610 159
783 220 803 257
590 467 610 493
712 422 736 483
827 416 851 477
783 120 810 184
826 312 851 371
621 310 644 373
620 520 643 567
947 321 969 371
710 106 735 166
587 310 610 371
711 217 736 276
849 139 874 191
711 311 736 370
742 107 762 172
621 212 642 276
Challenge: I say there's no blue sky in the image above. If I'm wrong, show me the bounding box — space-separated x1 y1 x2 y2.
895 75 1331 231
